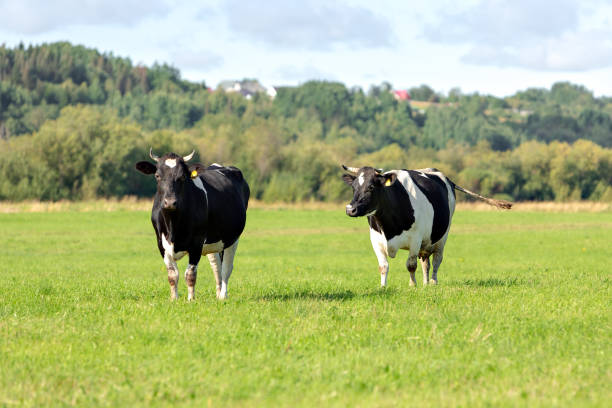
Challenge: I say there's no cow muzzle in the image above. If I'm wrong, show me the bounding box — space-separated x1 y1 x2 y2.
346 204 359 217
163 197 177 210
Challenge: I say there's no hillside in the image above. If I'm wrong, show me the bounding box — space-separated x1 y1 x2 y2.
1 42 611 202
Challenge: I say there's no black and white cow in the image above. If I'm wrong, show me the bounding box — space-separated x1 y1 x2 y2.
136 149 250 300
342 165 511 287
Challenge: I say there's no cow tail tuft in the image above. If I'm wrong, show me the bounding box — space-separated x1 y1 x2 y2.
452 182 513 209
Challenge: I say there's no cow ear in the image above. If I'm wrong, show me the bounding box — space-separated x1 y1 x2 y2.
135 161 156 175
342 174 356 185
383 173 396 187
188 163 206 178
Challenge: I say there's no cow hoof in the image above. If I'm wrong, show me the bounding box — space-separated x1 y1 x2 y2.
429 279 438 285
409 281 416 287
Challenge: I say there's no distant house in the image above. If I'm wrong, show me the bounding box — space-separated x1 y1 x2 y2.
218 79 277 99
512 108 533 117
392 89 411 101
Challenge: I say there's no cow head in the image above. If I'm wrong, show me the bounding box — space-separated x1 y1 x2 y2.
136 148 195 211
342 165 397 217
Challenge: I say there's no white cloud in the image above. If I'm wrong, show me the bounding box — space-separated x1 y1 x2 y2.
424 0 578 45
423 0 612 71
462 29 612 71
0 0 170 34
170 50 225 70
275 65 338 82
223 0 395 50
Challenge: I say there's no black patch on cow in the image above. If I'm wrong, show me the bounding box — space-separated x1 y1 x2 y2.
406 170 450 244
368 177 416 240
195 165 250 248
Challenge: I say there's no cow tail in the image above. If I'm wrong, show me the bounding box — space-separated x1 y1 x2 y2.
449 180 513 209
242 182 251 209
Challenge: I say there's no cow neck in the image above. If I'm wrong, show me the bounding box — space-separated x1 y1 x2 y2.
160 181 200 244
368 181 416 240
160 209 179 243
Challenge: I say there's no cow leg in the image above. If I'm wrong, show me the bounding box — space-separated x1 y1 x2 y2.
207 252 222 298
219 241 239 300
406 251 419 287
372 245 389 287
430 251 443 285
379 262 389 287
406 255 418 286
163 252 179 300
185 252 202 301
370 228 389 287
406 237 423 287
185 264 197 301
420 256 430 286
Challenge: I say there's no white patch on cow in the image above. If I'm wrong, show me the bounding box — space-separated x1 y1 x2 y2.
192 176 209 208
423 169 457 218
161 233 173 254
207 252 222 297
210 163 223 167
161 233 186 260
218 240 239 300
219 281 228 299
370 227 389 287
164 158 177 168
192 176 204 191
358 172 365 186
421 257 430 286
346 204 353 211
202 240 224 255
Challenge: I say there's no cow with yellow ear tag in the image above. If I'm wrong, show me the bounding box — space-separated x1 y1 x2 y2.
341 165 511 288
136 149 250 301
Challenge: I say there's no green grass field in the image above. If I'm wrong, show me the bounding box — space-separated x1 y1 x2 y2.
0 208 610 406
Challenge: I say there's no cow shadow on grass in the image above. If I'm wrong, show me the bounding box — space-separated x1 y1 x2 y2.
459 277 525 287
259 287 397 302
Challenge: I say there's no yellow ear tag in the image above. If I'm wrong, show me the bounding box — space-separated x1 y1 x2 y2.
385 179 392 186
190 170 198 179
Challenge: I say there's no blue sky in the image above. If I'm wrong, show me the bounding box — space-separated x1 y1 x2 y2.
1 0 611 97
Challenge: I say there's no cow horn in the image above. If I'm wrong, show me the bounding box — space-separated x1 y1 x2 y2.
342 164 360 175
183 150 195 162
149 147 160 162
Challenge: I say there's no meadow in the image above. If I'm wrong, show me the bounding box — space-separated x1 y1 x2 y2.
0 206 610 406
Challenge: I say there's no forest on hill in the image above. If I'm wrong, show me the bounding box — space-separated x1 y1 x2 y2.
1 42 611 202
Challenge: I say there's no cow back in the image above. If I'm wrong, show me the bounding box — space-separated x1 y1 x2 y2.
406 170 451 244
198 165 250 248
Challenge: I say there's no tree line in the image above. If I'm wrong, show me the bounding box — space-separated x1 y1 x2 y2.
0 42 611 202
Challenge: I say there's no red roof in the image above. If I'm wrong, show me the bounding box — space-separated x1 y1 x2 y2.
393 90 410 100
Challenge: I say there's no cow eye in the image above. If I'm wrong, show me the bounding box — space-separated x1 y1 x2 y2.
155 173 161 181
